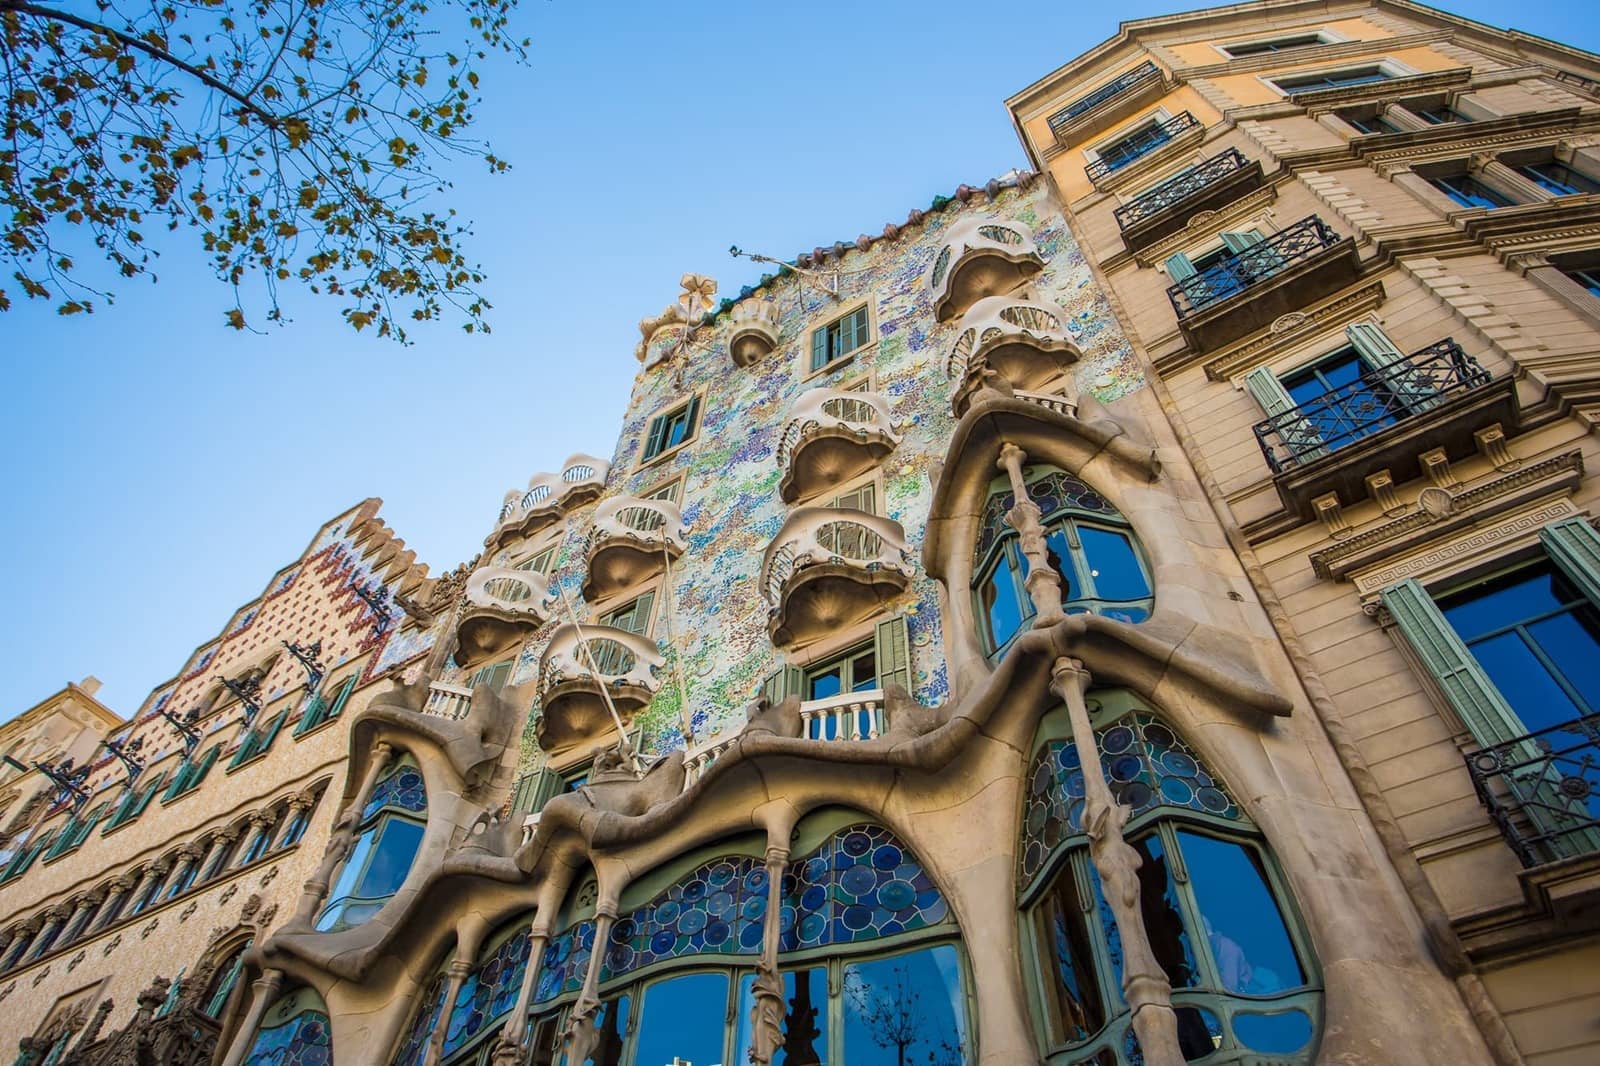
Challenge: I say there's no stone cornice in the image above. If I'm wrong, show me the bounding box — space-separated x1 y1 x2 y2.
1125 183 1282 270
1364 109 1599 176
1290 67 1474 114
1181 279 1388 381
1311 450 1584 581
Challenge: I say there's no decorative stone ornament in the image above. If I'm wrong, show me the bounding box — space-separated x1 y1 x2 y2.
728 299 780 367
927 215 1045 321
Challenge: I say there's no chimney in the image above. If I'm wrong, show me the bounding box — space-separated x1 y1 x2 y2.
76 676 102 697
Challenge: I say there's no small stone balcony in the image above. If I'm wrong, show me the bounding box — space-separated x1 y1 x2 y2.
581 495 688 601
946 296 1081 417
453 566 553 667
761 509 914 649
800 688 888 742
778 388 902 503
1047 60 1169 147
486 455 610 551
1167 215 1358 353
536 624 663 755
1113 148 1265 253
728 299 780 367
927 216 1045 322
423 680 474 721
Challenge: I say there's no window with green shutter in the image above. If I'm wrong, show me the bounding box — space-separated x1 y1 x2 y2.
603 591 655 637
642 396 701 462
809 305 872 372
165 745 222 801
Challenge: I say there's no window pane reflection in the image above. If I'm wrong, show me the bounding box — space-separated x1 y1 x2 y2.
361 819 425 898
981 558 1026 650
1178 832 1303 994
1131 835 1198 989
1079 527 1149 602
736 968 827 1066
842 944 966 1065
1034 865 1105 1042
634 972 728 1066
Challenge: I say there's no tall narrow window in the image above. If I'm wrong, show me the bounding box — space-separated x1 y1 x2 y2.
642 397 701 462
315 757 427 932
974 469 1151 658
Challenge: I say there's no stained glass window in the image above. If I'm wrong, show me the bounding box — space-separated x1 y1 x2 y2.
781 824 948 951
603 857 766 978
442 926 532 1058
363 764 427 820
534 920 595 1003
975 470 1116 562
1020 712 1239 885
244 988 332 1066
391 973 445 1066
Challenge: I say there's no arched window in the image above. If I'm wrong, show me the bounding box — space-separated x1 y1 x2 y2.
242 987 331 1066
972 468 1152 658
501 815 967 1066
203 940 252 1020
1019 695 1321 1062
315 758 427 932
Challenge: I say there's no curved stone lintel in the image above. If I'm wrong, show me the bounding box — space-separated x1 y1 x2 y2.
349 678 524 794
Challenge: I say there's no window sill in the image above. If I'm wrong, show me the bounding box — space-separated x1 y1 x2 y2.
800 344 873 384
637 436 699 471
292 715 342 742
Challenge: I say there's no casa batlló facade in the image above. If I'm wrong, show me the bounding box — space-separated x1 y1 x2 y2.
3 2 1599 1064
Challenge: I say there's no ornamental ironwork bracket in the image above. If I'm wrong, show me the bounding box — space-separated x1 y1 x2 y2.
282 639 326 694
351 581 393 635
217 674 264 726
102 734 147 788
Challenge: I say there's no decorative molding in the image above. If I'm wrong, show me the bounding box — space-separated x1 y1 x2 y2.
1311 451 1585 582
1351 498 1578 596
1419 448 1458 488
1474 425 1519 471
1173 30 1453 81
1367 471 1404 515
1192 280 1386 381
1366 113 1600 177
1133 184 1279 268
1313 494 1352 538
102 934 121 956
1292 68 1474 115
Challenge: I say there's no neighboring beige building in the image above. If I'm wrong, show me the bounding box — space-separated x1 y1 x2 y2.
1 680 123 859
5 3 1600 1065
1006 1 1600 1062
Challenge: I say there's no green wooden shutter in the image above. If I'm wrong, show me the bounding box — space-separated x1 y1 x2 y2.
1541 518 1600 606
1219 230 1264 253
512 767 566 816
874 616 913 694
1380 579 1527 746
683 396 701 442
759 665 805 704
1347 322 1437 411
844 307 870 353
327 675 358 719
1163 252 1197 281
294 692 328 735
1245 366 1326 465
811 326 830 371
644 413 668 459
259 708 290 751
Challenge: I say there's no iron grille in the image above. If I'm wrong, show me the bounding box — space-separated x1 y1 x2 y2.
1252 339 1489 472
1047 61 1161 139
1084 112 1200 184
1114 148 1249 229
1465 712 1600 867
1166 215 1341 319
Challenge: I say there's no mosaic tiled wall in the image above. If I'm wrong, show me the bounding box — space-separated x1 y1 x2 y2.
483 181 1146 775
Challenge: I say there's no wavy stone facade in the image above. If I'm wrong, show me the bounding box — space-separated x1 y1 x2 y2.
4 3 1599 1065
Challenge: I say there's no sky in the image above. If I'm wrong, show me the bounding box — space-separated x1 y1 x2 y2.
3 0 1597 722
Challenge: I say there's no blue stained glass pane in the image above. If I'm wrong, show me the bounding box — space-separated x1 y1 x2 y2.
1234 1009 1314 1053
363 765 428 821
1019 713 1240 884
442 926 532 1056
392 974 445 1066
244 1001 332 1066
842 944 967 1065
1178 831 1304 994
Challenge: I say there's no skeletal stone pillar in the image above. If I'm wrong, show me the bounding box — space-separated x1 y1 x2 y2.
563 904 618 1065
490 922 551 1066
747 842 792 1066
218 968 283 1066
293 740 393 925
1049 657 1184 1066
423 956 475 1066
999 442 1065 626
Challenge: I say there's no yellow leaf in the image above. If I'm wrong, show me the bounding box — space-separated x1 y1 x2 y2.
225 308 246 329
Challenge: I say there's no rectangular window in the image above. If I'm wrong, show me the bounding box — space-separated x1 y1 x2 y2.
642 478 682 504
642 396 701 462
602 591 655 636
469 660 514 692
1095 119 1178 174
1518 161 1600 197
1272 65 1390 93
517 547 556 574
1221 32 1327 57
1411 104 1465 125
1563 264 1600 297
827 482 877 515
810 305 871 372
1430 173 1514 209
1279 347 1404 451
1343 111 1401 135
805 643 879 702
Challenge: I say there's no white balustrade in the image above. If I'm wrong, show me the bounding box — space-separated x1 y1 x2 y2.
683 729 741 785
584 496 687 557
777 388 901 470
1014 389 1080 418
488 453 611 543
799 689 887 742
760 508 914 605
424 681 474 721
463 566 554 619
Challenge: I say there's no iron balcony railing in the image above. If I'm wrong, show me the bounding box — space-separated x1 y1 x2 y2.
1252 339 1489 472
1465 712 1600 867
1048 61 1161 139
1114 149 1250 229
1084 112 1200 184
1166 215 1341 319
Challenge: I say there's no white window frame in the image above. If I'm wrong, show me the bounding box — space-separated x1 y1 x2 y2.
1261 57 1416 98
1212 27 1347 61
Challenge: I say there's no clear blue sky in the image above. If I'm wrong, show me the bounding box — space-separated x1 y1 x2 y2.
3 0 1595 722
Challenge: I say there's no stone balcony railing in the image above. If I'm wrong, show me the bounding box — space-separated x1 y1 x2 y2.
777 388 902 503
535 624 664 755
683 729 741 784
487 454 610 550
927 215 1045 322
423 681 474 721
800 688 888 742
946 295 1081 417
581 495 687 601
761 509 914 648
1112 147 1265 253
453 566 553 667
